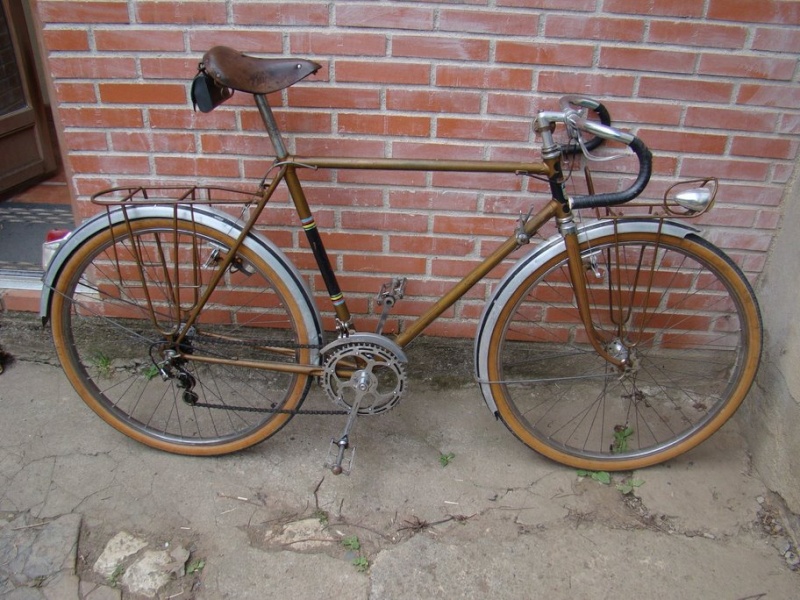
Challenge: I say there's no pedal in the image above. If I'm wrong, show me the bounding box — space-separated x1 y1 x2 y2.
324 436 355 476
376 277 407 334
378 277 407 302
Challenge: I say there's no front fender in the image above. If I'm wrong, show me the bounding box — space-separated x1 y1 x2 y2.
474 218 701 415
39 205 323 350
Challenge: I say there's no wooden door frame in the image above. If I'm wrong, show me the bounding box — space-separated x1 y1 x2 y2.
0 0 57 197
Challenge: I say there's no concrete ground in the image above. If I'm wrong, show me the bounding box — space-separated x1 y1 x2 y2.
0 311 798 599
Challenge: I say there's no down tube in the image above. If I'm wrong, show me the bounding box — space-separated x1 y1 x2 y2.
395 200 560 347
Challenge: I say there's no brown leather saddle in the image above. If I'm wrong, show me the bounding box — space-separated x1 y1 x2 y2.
191 46 321 112
203 45 321 95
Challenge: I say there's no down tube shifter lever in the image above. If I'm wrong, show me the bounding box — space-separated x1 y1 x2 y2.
515 206 536 245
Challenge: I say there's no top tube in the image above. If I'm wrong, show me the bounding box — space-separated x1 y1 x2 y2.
281 156 552 176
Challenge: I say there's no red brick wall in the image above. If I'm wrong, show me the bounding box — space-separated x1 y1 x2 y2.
32 0 800 337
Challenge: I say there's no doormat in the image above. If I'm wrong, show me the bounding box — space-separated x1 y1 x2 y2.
0 202 74 273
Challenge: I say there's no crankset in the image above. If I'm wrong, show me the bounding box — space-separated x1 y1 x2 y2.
320 333 408 474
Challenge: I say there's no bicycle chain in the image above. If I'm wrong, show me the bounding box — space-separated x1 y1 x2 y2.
190 401 349 416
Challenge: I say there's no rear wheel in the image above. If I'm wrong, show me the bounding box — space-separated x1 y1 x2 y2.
51 217 317 455
481 231 762 470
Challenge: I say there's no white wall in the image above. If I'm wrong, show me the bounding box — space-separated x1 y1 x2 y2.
743 161 800 513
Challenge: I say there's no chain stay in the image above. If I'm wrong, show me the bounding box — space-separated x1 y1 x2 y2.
187 331 338 414
193 332 323 350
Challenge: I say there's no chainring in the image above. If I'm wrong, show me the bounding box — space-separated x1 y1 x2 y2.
321 334 408 415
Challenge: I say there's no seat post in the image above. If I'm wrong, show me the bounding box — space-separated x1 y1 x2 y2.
255 94 288 159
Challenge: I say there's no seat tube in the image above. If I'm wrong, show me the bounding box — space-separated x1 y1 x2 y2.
283 167 351 325
254 93 351 326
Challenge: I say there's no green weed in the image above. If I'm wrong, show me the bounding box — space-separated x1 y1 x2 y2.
611 425 634 454
341 535 361 551
439 452 455 467
93 352 112 378
616 478 645 495
107 564 124 587
342 536 369 573
186 558 205 575
352 556 369 572
576 469 611 485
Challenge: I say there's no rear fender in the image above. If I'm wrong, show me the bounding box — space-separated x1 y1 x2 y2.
39 204 323 350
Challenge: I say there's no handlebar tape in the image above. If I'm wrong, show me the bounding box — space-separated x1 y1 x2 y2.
569 136 653 210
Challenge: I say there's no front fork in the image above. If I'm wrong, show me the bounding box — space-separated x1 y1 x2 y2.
558 206 627 370
538 133 628 371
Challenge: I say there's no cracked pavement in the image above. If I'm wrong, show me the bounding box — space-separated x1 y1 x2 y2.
1 312 798 598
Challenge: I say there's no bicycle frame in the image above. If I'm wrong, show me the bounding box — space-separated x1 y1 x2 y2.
178 94 624 368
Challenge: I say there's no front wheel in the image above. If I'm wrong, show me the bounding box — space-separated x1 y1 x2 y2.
50 216 319 455
479 231 762 471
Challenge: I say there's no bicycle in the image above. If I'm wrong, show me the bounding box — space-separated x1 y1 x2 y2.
40 46 762 474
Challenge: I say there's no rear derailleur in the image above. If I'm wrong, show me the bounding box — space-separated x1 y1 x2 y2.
150 328 198 405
